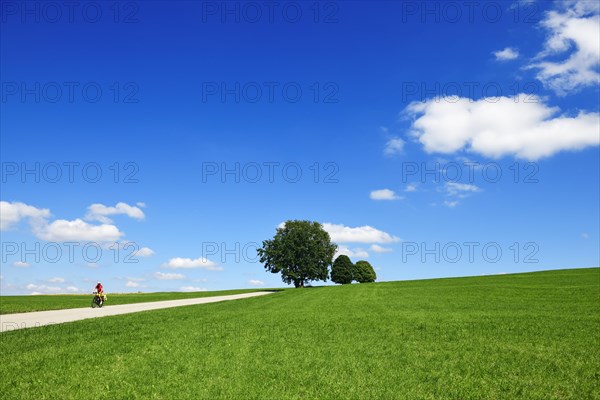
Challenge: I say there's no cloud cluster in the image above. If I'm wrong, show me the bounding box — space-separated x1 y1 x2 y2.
85 202 145 223
0 201 50 230
527 1 600 94
405 94 599 160
323 223 401 244
1 201 152 244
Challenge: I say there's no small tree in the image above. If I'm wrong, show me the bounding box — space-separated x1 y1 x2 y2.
257 220 337 288
354 260 376 283
331 255 354 284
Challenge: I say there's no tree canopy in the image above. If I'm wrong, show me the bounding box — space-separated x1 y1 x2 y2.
354 260 377 283
331 255 354 284
257 220 337 288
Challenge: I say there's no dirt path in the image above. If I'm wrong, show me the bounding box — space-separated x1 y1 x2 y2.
0 291 274 333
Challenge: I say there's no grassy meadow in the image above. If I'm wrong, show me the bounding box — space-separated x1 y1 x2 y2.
1 268 598 399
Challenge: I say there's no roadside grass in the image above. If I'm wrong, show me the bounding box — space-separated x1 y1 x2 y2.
0 289 274 314
1 268 598 399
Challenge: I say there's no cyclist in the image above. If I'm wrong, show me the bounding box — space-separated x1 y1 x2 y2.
94 281 105 305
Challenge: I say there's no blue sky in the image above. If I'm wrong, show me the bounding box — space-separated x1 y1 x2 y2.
1 0 598 294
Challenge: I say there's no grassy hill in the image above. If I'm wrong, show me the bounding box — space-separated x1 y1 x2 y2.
1 268 598 399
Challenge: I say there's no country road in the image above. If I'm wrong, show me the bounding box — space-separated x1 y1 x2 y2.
0 291 274 333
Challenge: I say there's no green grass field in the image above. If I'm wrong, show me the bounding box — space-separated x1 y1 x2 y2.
1 268 598 399
0 289 269 314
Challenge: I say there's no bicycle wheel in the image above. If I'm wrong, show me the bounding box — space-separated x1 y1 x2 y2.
91 298 99 308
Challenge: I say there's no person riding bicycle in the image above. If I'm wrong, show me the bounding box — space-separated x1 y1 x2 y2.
94 281 106 305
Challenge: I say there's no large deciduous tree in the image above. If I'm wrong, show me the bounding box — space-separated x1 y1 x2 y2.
257 220 337 288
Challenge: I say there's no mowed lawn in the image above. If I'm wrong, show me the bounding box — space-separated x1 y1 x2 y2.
1 268 598 400
0 289 268 314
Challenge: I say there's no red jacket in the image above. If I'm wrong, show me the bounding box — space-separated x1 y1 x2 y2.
95 284 103 292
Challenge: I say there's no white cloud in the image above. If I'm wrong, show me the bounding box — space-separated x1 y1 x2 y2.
384 137 405 156
248 279 265 286
125 280 142 288
134 247 155 257
581 232 589 239
527 1 600 94
405 184 418 192
335 245 369 259
493 47 519 61
48 277 65 283
26 283 61 293
0 201 50 230
33 218 124 242
66 286 82 292
163 257 222 270
370 189 402 201
13 261 30 268
445 182 481 198
324 223 401 244
153 272 185 280
369 244 392 253
85 202 145 223
180 286 207 292
405 94 599 160
441 182 482 207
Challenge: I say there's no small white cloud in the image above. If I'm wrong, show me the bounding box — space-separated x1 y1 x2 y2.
179 286 207 292
369 244 393 253
405 184 417 192
248 279 265 286
581 233 589 239
48 277 65 283
493 47 519 61
26 283 61 293
163 257 222 270
370 189 401 201
153 272 185 280
335 245 369 259
125 281 142 288
384 137 405 156
85 202 145 224
136 202 146 208
0 201 50 231
445 182 481 198
66 286 81 292
324 223 401 244
13 261 30 268
134 247 155 257
33 218 124 242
